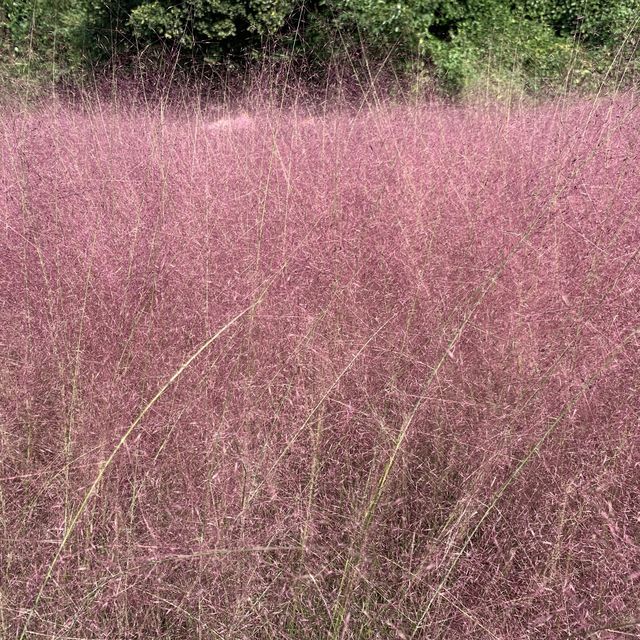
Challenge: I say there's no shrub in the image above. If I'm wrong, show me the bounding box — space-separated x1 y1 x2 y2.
2 0 638 95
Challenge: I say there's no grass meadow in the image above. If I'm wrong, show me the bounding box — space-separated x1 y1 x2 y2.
0 92 639 638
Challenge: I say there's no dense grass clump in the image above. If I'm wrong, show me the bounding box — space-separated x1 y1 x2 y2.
1 95 638 639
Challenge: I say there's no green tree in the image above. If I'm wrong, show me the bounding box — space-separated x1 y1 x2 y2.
80 0 295 61
0 0 87 80
1 0 638 94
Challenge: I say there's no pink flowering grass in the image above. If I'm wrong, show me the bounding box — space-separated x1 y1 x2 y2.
0 95 639 639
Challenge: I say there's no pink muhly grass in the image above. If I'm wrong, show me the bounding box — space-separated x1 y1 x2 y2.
0 94 638 639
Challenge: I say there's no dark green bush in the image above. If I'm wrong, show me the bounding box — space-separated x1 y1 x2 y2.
1 0 86 70
0 0 638 94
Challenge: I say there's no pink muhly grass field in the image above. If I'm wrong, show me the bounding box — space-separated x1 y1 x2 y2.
0 95 639 639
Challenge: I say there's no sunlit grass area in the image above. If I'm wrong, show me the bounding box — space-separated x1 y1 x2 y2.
1 94 638 639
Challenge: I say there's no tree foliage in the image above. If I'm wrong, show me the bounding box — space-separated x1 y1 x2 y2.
1 0 638 93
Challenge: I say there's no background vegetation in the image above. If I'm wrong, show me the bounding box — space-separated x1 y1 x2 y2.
1 0 639 97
